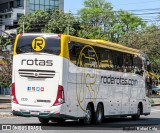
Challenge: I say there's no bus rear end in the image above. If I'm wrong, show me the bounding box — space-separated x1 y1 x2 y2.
12 34 65 121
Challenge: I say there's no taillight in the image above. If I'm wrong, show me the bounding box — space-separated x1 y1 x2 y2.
58 34 61 37
53 85 65 106
12 83 19 104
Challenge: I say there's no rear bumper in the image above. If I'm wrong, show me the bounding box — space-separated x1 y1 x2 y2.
12 102 62 118
13 110 61 118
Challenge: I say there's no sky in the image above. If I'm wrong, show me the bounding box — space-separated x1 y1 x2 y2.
64 0 160 23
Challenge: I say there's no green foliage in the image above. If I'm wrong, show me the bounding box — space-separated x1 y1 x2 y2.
108 10 146 42
0 36 11 51
18 9 78 35
78 0 113 39
0 35 12 87
119 25 160 73
43 10 77 35
78 0 145 42
18 10 50 33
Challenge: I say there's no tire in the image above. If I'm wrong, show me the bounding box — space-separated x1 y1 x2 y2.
56 119 65 124
38 118 49 124
84 104 94 125
95 103 104 124
51 118 65 123
132 105 141 120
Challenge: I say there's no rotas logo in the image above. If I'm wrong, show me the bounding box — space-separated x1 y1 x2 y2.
32 37 45 51
76 45 100 112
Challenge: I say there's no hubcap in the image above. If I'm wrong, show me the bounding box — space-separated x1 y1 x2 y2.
137 108 140 116
97 107 102 121
85 110 91 121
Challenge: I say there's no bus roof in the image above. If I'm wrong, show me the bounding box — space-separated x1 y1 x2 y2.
18 33 60 37
67 35 140 56
15 33 140 56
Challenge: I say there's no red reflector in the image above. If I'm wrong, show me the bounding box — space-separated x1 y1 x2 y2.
13 110 16 112
19 34 23 37
56 112 60 116
53 85 65 106
58 34 61 37
12 83 19 104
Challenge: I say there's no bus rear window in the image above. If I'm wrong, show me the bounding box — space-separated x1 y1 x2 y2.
16 35 61 55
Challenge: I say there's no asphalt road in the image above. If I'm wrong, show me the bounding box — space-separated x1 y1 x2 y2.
0 106 160 132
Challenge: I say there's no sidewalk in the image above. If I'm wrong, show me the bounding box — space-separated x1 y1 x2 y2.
0 95 11 103
150 97 160 106
0 103 11 109
0 95 11 109
0 95 12 117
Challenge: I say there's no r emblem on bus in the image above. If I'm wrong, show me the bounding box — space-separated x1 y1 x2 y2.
32 37 45 51
34 73 39 77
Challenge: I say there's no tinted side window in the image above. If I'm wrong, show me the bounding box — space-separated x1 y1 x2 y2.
69 41 141 74
123 53 134 72
69 41 84 65
69 41 99 68
94 47 113 70
133 55 143 75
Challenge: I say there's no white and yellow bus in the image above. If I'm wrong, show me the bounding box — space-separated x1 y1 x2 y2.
12 33 151 124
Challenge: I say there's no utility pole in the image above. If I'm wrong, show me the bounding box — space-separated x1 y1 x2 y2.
23 22 25 33
24 0 28 15
67 23 70 35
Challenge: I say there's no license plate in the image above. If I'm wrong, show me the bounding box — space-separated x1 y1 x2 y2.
30 111 39 115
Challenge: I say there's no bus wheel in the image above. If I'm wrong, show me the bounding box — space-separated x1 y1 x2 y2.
38 118 49 124
51 118 65 123
95 103 104 124
84 104 93 125
132 105 141 120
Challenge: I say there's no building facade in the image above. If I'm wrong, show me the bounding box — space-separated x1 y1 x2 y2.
0 0 64 34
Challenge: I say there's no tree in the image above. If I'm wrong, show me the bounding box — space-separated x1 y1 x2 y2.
43 10 78 35
106 10 146 42
78 0 146 42
18 9 78 35
78 0 113 39
119 25 160 73
0 35 12 87
18 10 50 33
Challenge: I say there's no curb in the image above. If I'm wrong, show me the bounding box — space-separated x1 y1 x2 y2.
151 104 160 106
0 106 11 109
0 104 11 109
0 112 12 117
0 100 11 103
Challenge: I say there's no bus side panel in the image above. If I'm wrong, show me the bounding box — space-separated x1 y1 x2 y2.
65 61 81 117
60 58 69 115
142 97 151 114
66 60 151 118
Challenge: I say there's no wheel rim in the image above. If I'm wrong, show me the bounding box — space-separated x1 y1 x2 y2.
97 106 102 121
137 107 140 117
85 109 91 122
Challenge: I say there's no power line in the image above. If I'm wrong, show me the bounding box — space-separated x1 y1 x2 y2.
66 6 159 13
126 7 160 12
0 10 160 25
113 0 160 6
